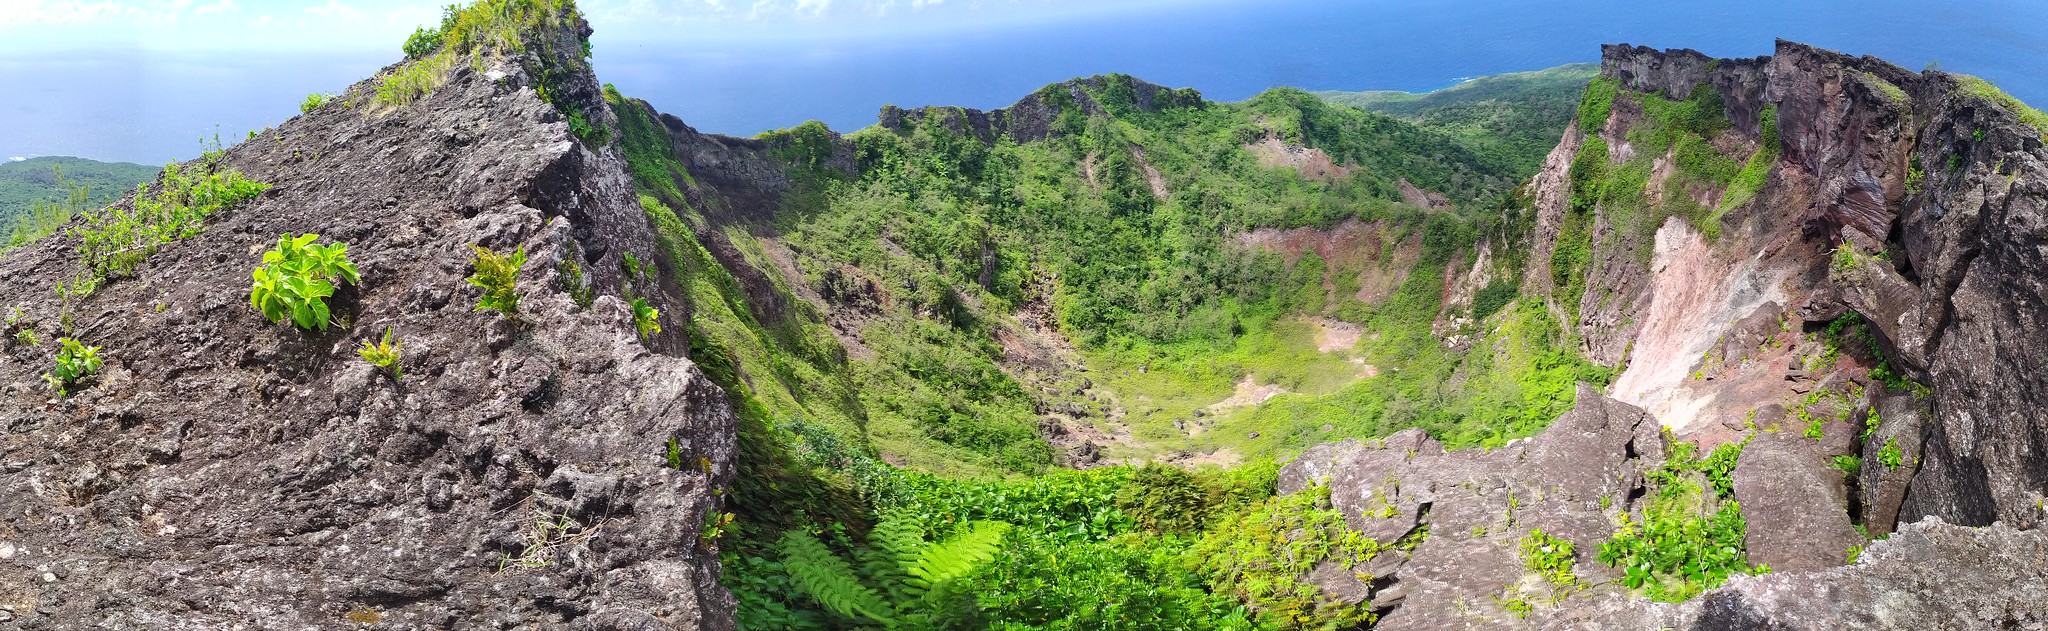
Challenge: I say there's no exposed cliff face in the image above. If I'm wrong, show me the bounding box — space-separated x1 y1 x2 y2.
0 8 735 629
1281 38 2048 629
1534 39 2048 529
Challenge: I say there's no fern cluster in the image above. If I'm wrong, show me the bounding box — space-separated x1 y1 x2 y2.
467 244 526 318
356 326 403 380
778 516 1012 628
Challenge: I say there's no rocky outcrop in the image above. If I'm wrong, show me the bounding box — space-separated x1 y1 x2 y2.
1730 433 1862 572
1543 39 2048 529
878 74 1203 144
1550 518 2048 630
1281 38 2048 629
1280 386 1665 628
0 7 735 629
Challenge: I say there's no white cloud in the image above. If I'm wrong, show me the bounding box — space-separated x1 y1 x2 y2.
0 0 125 27
304 0 360 20
193 0 236 16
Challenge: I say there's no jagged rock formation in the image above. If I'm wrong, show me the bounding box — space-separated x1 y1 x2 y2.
878 75 1203 145
0 7 735 629
1280 385 1665 628
1283 39 2048 629
1553 39 2048 530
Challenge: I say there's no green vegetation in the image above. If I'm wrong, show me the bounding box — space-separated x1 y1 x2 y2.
44 337 101 397
1316 64 1600 176
1520 529 1580 592
300 93 333 114
1577 77 1621 133
0 158 159 248
65 157 267 296
249 233 361 331
1878 437 1903 470
778 517 1013 627
381 0 604 144
357 327 403 380
591 67 1604 628
1562 78 1757 266
1862 72 1909 108
1186 485 1386 629
1598 439 1763 601
466 244 526 317
402 13 447 60
1954 75 2048 140
631 296 661 338
1713 106 1780 219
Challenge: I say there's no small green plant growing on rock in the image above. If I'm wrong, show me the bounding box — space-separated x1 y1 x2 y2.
250 233 361 331
300 93 332 113
6 307 36 348
356 327 403 381
1829 245 1859 272
44 337 102 397
1878 437 1904 470
557 245 594 308
623 251 646 279
1520 529 1580 593
664 437 685 469
1598 440 1762 602
631 297 661 339
467 244 526 318
1496 592 1534 619
699 511 734 550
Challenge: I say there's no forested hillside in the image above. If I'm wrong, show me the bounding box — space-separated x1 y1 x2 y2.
602 68 1609 628
1317 63 1598 176
0 156 158 248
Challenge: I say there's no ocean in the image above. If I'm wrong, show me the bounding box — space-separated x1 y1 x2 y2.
4 0 2045 165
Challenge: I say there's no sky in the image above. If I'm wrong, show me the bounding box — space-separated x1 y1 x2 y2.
5 0 2048 164
0 0 1213 51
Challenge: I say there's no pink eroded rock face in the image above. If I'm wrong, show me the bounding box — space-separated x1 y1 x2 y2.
1277 39 2048 629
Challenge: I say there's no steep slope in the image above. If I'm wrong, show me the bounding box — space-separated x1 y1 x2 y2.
1538 40 2048 530
0 3 736 628
604 71 1589 478
1263 39 2048 629
589 69 1617 628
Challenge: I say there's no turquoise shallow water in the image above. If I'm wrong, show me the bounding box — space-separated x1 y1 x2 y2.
5 0 2045 165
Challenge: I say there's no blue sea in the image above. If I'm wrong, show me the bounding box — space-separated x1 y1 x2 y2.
5 0 2046 166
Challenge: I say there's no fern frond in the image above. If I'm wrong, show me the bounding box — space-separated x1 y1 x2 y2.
862 514 926 602
905 520 1012 599
777 529 897 625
